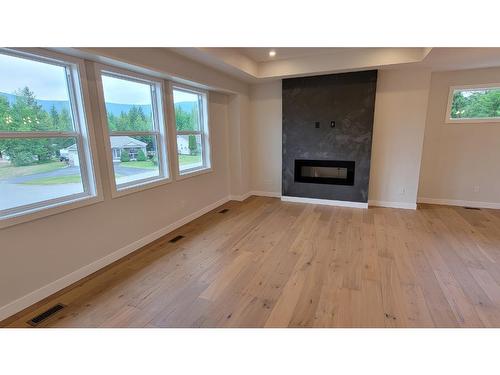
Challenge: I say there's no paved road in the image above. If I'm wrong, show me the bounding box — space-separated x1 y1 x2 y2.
0 163 156 211
9 163 155 183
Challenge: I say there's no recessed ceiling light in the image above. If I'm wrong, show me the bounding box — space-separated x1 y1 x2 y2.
269 50 276 57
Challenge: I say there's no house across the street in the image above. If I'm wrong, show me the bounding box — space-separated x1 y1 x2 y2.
61 136 147 166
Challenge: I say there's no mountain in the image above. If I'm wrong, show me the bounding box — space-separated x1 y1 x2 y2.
0 92 71 113
104 102 153 117
0 92 197 117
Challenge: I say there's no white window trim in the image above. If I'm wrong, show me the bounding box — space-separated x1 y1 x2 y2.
94 63 172 198
169 82 213 180
445 83 500 124
0 48 103 229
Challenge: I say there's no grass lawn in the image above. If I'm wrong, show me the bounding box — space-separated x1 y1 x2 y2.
120 156 202 169
0 161 66 180
121 160 157 169
179 154 202 166
21 175 82 185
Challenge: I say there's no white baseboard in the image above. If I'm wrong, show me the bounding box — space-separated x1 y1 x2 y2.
281 195 368 208
250 190 281 198
0 196 230 322
417 197 500 209
229 192 252 202
368 200 417 210
229 190 281 201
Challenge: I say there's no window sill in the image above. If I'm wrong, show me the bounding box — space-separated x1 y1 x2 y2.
176 167 213 181
445 118 500 124
0 194 103 229
111 176 172 198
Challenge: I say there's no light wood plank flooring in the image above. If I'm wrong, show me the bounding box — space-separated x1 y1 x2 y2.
4 196 500 327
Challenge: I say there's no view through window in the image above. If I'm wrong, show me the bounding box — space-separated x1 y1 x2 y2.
449 86 500 121
173 87 209 174
100 72 167 190
0 50 94 217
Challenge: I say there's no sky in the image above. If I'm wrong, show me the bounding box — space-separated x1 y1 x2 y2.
0 53 70 100
0 52 198 105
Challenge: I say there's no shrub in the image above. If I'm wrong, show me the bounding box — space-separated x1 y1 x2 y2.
137 149 147 161
120 149 130 162
10 150 36 166
188 134 198 155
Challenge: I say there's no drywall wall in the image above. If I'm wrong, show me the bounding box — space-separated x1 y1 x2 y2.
74 48 249 95
248 69 431 208
418 67 500 207
228 93 252 198
282 71 377 203
0 51 243 320
249 81 282 194
368 69 431 208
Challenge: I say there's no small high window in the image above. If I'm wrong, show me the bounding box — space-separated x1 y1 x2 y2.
172 86 211 176
447 84 500 123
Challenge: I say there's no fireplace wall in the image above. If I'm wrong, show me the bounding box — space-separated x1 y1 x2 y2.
282 70 378 203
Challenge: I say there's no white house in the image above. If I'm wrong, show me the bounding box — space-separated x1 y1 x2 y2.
177 136 190 155
61 136 147 167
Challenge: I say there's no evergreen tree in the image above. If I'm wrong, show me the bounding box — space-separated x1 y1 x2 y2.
136 149 147 161
120 149 130 162
1 87 53 165
188 134 198 155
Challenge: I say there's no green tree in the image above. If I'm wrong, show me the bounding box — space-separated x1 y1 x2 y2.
59 108 72 131
188 134 198 155
49 105 60 128
451 89 500 119
0 95 12 132
174 103 199 131
136 149 147 161
120 149 130 162
0 88 54 165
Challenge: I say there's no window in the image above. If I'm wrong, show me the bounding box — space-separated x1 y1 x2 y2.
446 84 500 123
0 49 99 225
172 86 211 176
96 67 170 195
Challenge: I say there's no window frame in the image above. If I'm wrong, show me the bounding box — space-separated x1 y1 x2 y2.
170 83 212 180
0 48 103 229
94 64 172 198
445 83 500 124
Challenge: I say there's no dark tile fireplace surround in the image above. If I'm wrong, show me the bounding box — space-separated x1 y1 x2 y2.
282 70 377 203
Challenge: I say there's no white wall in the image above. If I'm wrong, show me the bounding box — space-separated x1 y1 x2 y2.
0 49 248 320
368 69 431 208
227 93 252 198
247 71 432 208
418 67 500 208
249 81 282 194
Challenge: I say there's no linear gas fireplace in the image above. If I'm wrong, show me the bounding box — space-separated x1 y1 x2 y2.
294 159 355 186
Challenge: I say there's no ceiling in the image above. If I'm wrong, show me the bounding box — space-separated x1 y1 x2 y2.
171 47 500 83
238 47 344 62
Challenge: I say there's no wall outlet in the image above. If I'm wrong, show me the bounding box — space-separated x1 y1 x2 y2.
473 185 480 193
399 187 406 195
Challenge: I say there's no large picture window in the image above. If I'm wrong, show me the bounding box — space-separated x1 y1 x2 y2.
96 67 170 195
446 84 500 123
172 86 211 176
0 49 99 224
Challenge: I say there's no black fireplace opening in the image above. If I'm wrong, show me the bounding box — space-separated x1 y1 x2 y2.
294 159 355 186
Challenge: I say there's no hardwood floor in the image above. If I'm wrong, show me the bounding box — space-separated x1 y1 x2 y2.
4 196 500 328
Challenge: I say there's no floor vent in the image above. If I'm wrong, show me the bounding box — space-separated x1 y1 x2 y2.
219 208 229 214
464 207 481 210
169 235 185 243
27 303 65 326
